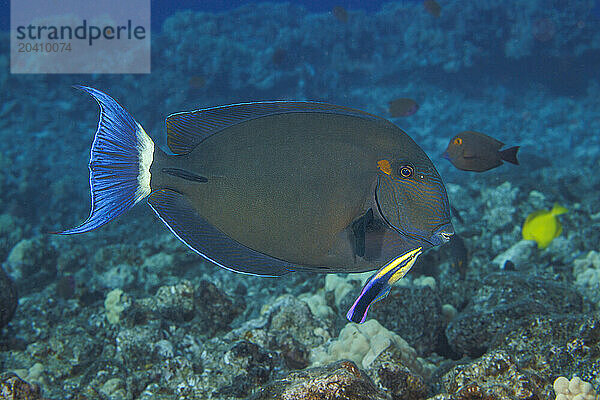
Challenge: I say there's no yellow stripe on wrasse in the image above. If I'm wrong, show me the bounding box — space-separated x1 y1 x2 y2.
374 247 423 283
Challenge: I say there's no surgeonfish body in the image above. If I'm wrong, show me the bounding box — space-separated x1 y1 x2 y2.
58 86 454 322
522 204 568 249
443 131 520 172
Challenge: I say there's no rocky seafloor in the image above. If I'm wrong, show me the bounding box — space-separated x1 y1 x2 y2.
1 1 600 399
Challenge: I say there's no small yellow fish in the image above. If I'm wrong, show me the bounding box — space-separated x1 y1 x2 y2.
522 204 568 249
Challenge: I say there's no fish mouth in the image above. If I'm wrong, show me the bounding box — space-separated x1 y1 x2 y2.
430 223 454 245
441 151 450 160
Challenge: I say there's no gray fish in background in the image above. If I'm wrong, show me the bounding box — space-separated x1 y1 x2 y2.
57 86 454 321
442 130 519 172
388 98 419 117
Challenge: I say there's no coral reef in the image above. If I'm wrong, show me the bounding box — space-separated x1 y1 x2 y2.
490 313 600 389
446 272 587 357
0 213 27 262
369 349 430 400
0 373 46 400
251 360 388 400
194 280 246 334
574 251 600 305
554 376 598 400
430 350 551 400
492 239 537 269
0 265 17 329
104 288 128 324
4 236 57 295
481 182 519 234
310 319 434 378
367 285 445 356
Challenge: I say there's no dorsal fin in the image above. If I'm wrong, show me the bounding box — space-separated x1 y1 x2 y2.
165 101 388 155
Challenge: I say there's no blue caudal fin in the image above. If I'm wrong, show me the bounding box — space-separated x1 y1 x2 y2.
56 86 155 234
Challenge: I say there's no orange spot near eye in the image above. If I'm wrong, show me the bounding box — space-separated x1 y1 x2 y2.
377 159 392 175
453 137 463 145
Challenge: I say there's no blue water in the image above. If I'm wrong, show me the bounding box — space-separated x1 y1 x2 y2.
0 0 409 32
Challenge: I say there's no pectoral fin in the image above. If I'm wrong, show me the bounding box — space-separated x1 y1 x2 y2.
351 209 374 258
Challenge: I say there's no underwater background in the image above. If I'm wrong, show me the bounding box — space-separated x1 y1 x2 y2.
1 0 600 399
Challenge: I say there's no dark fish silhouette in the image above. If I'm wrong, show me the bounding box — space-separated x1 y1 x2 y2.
443 131 519 172
332 6 349 23
450 205 464 224
272 48 287 66
188 75 206 89
424 0 441 17
58 86 454 323
533 18 556 42
503 260 516 271
448 234 468 280
388 98 419 117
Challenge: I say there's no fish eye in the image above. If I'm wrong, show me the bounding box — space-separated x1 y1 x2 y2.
398 165 413 178
453 137 463 145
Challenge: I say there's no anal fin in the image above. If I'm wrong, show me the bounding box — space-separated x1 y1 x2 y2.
147 189 294 276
